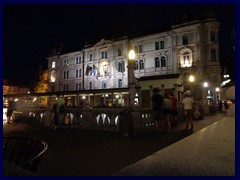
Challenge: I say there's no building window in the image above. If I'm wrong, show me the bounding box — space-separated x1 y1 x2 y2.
76 69 79 77
89 82 92 90
50 70 56 82
52 61 56 68
139 59 144 70
63 71 69 79
89 67 93 76
210 32 216 41
76 57 81 64
155 57 160 68
63 84 68 91
182 35 188 45
155 42 160 50
86 66 93 76
135 45 143 53
118 48 122 56
161 57 166 67
160 41 164 49
79 69 82 77
63 59 69 66
75 69 81 77
118 61 124 72
118 79 122 88
139 45 143 53
211 49 217 61
134 46 139 54
135 61 139 70
76 83 81 91
76 57 79 64
52 86 55 92
101 51 107 59
102 80 107 89
89 54 92 61
183 52 190 67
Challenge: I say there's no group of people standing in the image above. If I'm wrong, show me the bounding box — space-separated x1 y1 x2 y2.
151 88 178 133
151 88 195 133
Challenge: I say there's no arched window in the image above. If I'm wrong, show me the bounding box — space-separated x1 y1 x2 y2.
180 48 193 68
76 69 79 77
139 59 144 70
155 57 160 68
161 56 166 67
118 61 124 72
183 52 190 67
76 83 81 91
211 49 217 61
135 61 139 70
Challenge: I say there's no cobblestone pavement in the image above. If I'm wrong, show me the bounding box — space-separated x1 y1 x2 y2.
3 113 226 176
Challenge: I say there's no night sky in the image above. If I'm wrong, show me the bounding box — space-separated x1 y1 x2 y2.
3 4 235 88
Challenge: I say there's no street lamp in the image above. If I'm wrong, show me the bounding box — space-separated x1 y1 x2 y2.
203 82 208 88
188 75 195 95
202 82 208 115
189 75 195 83
128 49 136 107
215 87 220 105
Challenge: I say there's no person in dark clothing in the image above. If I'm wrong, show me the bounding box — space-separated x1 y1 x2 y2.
52 95 65 130
151 88 163 132
7 100 15 124
218 100 223 112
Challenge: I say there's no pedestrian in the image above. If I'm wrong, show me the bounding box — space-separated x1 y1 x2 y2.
151 88 163 132
52 95 65 130
169 93 178 127
218 100 223 112
162 93 171 132
7 98 15 124
182 92 194 131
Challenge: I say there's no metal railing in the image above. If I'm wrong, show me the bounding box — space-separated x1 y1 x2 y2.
3 136 48 173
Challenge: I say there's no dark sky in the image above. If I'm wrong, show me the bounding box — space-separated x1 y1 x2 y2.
3 4 235 87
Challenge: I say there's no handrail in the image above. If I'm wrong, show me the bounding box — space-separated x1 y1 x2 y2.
3 136 48 172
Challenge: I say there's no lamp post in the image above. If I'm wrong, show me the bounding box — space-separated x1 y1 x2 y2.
189 75 195 96
215 87 220 105
189 75 195 83
128 49 136 108
202 82 208 115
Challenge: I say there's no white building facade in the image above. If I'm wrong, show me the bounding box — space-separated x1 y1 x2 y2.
47 18 221 108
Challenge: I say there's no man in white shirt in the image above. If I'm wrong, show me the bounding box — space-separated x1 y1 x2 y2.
182 92 194 130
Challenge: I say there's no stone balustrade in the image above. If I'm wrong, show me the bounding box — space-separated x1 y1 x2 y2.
12 107 154 135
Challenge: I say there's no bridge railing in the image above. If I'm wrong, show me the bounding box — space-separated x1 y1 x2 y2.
12 107 155 134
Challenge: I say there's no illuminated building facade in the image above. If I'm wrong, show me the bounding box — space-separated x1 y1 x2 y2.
47 18 221 107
